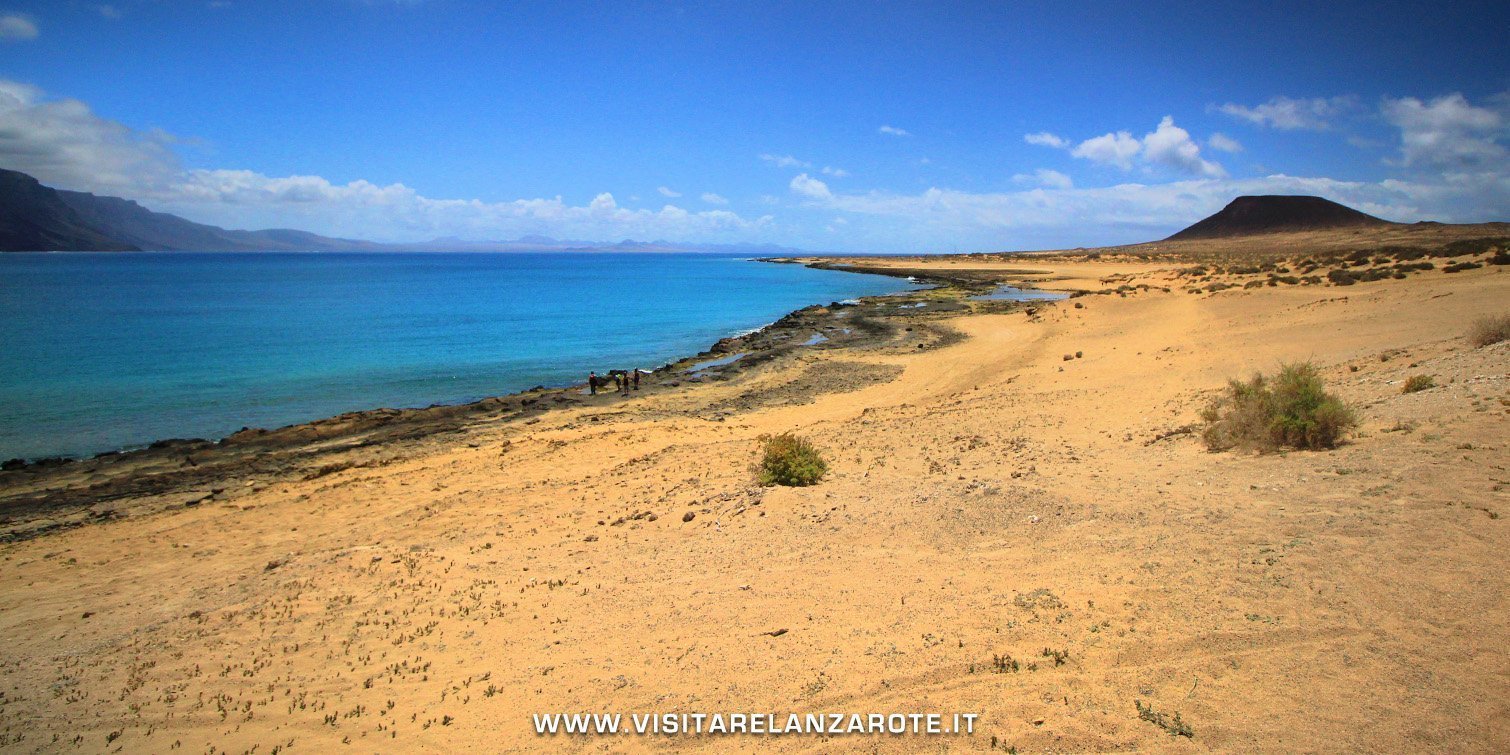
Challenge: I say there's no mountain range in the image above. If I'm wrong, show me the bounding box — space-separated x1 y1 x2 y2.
0 168 803 254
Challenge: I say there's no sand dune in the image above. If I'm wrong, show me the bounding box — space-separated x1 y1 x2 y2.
0 242 1506 752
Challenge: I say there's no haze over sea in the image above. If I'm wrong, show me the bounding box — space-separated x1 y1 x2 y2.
0 252 920 461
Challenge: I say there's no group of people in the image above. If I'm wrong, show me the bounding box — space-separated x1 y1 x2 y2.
588 368 641 396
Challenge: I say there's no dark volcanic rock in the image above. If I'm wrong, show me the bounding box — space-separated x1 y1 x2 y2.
1168 195 1394 240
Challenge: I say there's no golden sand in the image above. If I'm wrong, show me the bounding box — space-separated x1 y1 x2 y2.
0 242 1506 752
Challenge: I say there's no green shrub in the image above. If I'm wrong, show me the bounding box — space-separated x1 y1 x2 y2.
1201 363 1357 452
1468 314 1510 347
1327 268 1358 286
1402 374 1435 393
756 433 828 486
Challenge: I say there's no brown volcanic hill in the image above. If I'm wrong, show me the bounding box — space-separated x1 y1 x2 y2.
1168 195 1395 240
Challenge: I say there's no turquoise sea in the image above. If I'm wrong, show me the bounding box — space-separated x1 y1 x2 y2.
0 252 921 461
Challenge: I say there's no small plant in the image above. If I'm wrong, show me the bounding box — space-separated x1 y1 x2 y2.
1468 314 1510 347
756 433 828 486
1201 362 1357 452
1041 647 1070 667
991 654 1019 673
1136 700 1193 737
1402 375 1435 393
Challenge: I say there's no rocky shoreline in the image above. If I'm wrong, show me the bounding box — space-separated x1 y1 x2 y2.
0 259 1058 541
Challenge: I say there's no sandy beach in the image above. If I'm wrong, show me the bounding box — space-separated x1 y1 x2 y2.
0 227 1506 752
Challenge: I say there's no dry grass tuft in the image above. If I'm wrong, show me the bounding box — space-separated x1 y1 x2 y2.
1467 314 1510 347
1402 375 1435 394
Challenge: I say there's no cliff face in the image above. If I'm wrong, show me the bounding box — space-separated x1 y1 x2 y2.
0 168 382 252
0 169 139 251
1168 195 1395 240
56 189 385 252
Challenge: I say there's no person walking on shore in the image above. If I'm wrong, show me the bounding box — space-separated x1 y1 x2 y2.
589 371 598 395
632 369 640 391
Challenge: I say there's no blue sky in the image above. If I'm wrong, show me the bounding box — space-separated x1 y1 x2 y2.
0 1 1506 251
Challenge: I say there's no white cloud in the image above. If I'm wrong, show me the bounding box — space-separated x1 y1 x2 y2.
700 192 728 205
0 80 183 192
162 170 772 241
1215 96 1355 130
1039 117 1224 177
0 78 774 243
1382 92 1507 169
98 4 122 18
759 153 808 169
785 171 1507 249
656 186 681 198
0 13 37 40
1071 131 1141 169
1012 168 1073 190
1142 116 1226 177
878 125 911 137
789 173 832 200
1024 131 1069 149
761 154 846 177
1207 133 1243 153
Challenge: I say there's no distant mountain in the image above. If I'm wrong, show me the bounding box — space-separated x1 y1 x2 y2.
0 169 138 251
1168 195 1395 240
0 168 386 252
398 235 809 255
0 168 817 255
55 188 384 252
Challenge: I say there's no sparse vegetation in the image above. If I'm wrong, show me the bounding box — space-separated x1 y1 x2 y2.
1136 700 1193 738
1201 362 1357 452
1468 314 1510 347
756 433 828 486
1402 375 1435 393
1327 268 1358 286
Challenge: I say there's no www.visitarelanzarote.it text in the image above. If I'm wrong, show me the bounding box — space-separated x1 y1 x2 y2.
533 711 981 736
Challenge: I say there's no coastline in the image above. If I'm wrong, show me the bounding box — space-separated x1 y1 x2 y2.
0 228 1504 751
4 226 1502 541
0 260 1046 542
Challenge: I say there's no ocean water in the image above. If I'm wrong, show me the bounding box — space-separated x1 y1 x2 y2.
0 252 920 460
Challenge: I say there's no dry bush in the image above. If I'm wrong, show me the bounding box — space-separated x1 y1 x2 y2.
1468 314 1510 347
1402 375 1435 393
1201 363 1357 452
